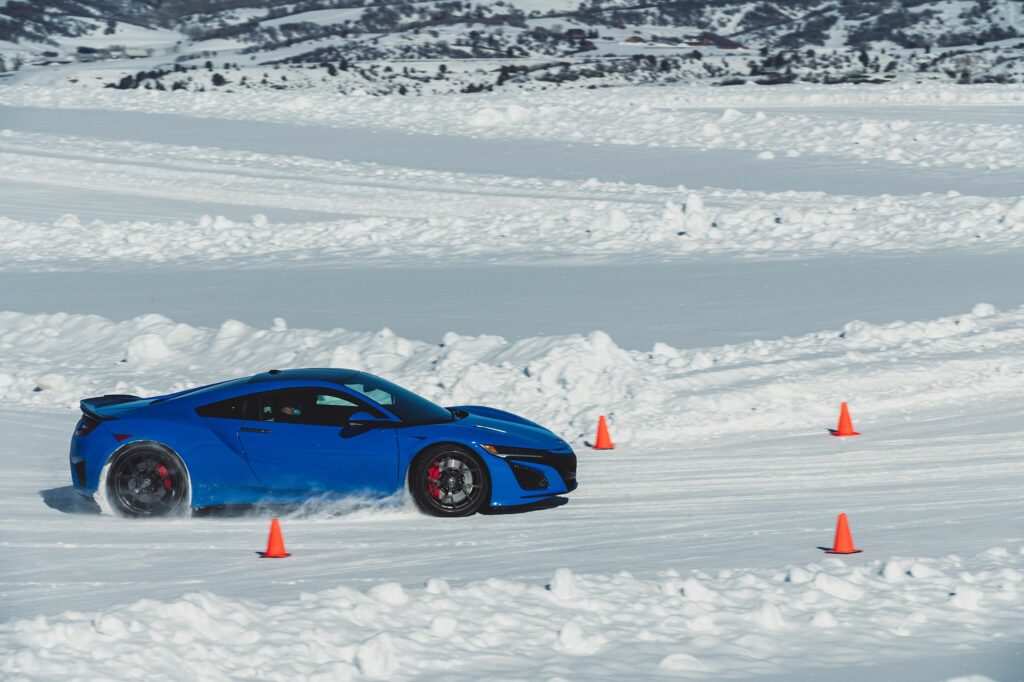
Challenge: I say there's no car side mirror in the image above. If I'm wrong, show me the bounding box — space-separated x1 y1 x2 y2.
347 411 393 427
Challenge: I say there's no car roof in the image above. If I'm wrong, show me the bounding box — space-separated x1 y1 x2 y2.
247 368 361 385
154 369 366 406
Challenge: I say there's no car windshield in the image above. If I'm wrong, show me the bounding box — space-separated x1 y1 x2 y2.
343 372 453 424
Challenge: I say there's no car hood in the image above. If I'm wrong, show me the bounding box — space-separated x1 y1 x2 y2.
448 405 571 451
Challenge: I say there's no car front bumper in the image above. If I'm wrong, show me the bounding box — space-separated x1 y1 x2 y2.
485 448 577 508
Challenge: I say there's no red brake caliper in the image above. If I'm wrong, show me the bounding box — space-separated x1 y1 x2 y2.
155 465 172 491
427 463 441 499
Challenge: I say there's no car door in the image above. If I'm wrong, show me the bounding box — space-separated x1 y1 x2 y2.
238 386 400 496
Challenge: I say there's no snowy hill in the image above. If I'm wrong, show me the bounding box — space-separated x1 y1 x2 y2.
1 0 1022 89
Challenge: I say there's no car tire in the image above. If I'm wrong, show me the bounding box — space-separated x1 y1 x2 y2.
104 442 191 518
409 444 490 517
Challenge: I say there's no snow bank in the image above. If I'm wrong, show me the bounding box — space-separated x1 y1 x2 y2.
1 191 1021 269
2 304 1022 445
3 127 1023 269
5 82 1023 169
3 548 1021 680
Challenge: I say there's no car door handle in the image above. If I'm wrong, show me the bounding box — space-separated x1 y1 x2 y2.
241 427 272 434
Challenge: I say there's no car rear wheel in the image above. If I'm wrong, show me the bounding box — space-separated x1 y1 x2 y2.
410 445 490 517
105 444 190 518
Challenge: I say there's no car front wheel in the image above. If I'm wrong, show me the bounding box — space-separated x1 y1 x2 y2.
410 445 490 517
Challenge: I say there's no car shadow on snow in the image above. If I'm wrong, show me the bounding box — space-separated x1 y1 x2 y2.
194 496 570 518
36 488 569 518
40 486 101 515
192 504 315 519
479 496 569 515
194 495 407 519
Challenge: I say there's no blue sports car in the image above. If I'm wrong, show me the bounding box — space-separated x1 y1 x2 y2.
70 369 577 517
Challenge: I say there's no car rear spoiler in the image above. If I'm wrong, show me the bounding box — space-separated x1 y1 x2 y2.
80 394 143 421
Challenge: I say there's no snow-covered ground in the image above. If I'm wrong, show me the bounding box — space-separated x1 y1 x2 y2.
1 105 1023 269
1 81 1022 680
3 367 1024 680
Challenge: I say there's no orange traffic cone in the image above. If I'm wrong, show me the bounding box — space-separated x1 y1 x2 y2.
259 518 291 558
824 513 862 554
592 415 614 450
830 402 860 437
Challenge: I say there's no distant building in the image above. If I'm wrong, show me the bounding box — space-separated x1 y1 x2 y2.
32 52 75 65
685 33 745 50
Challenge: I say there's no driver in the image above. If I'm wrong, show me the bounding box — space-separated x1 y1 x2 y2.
280 403 302 419
263 402 302 421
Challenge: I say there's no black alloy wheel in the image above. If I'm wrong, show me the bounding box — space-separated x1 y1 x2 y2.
410 445 490 517
107 444 190 517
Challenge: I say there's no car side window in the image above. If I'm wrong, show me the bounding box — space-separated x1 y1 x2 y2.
258 388 382 427
344 382 395 406
196 395 256 420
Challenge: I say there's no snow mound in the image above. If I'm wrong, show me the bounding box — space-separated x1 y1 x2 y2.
1 303 1023 446
466 104 530 127
813 573 864 601
658 652 708 671
3 549 1021 680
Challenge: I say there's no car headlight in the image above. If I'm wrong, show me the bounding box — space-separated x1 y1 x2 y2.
480 444 545 459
